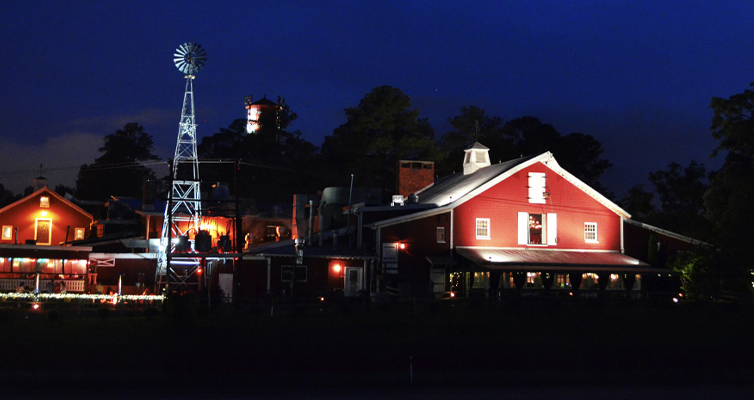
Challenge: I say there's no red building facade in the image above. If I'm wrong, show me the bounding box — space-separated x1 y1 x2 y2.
370 145 662 298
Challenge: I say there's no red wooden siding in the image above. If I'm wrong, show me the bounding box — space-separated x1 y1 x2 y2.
452 163 622 250
0 190 92 245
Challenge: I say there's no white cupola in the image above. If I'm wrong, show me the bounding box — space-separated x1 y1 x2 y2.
463 142 491 175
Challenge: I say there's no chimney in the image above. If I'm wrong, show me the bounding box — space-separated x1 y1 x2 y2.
395 161 434 200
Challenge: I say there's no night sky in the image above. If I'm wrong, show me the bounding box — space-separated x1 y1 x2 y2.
2 1 753 197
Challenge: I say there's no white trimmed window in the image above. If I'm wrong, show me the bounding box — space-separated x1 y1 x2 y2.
584 222 598 243
528 173 547 204
35 218 52 245
2 225 12 241
436 227 446 243
476 218 490 240
518 212 557 245
74 227 86 241
40 196 50 208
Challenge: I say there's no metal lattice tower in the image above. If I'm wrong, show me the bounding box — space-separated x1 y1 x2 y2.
156 43 207 293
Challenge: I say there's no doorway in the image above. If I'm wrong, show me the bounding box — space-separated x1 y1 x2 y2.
343 267 363 296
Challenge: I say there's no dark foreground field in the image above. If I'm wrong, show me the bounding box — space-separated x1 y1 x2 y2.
2 297 754 397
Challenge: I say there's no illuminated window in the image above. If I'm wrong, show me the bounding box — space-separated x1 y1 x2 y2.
74 228 86 241
436 227 446 243
526 272 539 286
40 196 50 208
475 218 490 240
518 212 557 245
471 272 488 288
584 223 598 243
528 173 547 204
582 273 599 289
2 226 12 241
555 274 571 288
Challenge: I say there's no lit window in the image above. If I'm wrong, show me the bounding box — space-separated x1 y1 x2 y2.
74 228 86 241
2 226 12 241
584 223 598 243
476 218 490 240
518 212 557 245
528 214 544 244
40 196 50 208
436 227 446 243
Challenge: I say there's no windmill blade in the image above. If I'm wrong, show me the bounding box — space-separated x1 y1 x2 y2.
173 42 207 75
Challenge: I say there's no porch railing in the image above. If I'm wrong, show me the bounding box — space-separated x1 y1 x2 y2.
0 279 86 293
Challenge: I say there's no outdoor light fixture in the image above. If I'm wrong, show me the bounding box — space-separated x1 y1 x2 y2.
40 211 47 217
399 243 406 250
333 264 341 273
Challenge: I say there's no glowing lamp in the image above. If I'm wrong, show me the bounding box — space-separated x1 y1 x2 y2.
40 211 48 217
332 264 341 273
196 268 203 275
399 243 406 250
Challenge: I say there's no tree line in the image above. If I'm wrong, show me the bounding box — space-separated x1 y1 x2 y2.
2 84 752 300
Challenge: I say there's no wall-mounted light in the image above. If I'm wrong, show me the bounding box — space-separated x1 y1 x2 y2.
399 243 406 250
40 211 48 217
332 263 341 273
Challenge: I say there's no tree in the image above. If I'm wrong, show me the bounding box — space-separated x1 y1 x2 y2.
0 184 19 208
504 116 613 195
648 160 711 240
705 83 754 270
437 106 510 175
618 184 657 223
54 184 75 198
76 123 159 201
439 113 614 196
199 99 322 205
321 86 445 196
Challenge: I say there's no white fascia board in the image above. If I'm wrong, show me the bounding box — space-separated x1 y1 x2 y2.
369 151 631 230
451 152 631 220
448 152 554 209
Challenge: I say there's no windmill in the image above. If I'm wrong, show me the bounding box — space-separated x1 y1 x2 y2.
155 43 207 292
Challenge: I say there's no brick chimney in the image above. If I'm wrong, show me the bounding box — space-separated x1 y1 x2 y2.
395 161 434 199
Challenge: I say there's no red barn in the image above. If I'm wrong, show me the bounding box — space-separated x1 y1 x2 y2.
368 143 667 298
0 185 94 292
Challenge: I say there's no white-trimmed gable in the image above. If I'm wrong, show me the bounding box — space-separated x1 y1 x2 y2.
371 151 630 229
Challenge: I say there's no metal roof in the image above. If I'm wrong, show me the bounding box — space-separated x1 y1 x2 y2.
455 248 668 272
415 154 538 206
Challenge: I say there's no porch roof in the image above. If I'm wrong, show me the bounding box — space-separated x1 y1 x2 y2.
455 248 667 273
0 244 92 259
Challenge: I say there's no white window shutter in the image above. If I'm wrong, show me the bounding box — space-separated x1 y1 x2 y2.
547 213 557 245
528 173 546 204
518 212 528 245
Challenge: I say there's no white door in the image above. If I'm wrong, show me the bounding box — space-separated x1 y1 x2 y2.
344 267 362 296
218 273 233 303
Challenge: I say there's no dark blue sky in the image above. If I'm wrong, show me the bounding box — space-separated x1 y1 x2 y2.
1 1 752 197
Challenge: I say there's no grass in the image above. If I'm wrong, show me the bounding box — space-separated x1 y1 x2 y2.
1 297 753 392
